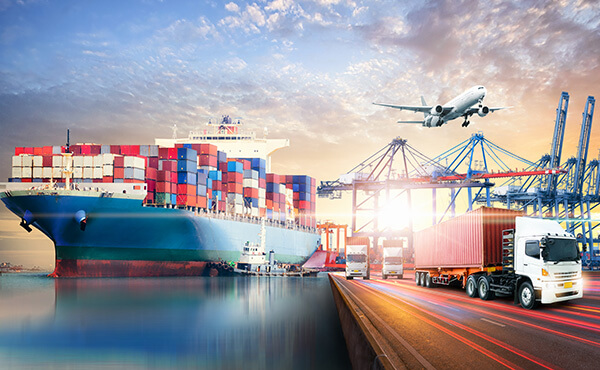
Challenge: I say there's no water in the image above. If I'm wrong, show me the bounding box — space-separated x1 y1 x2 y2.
0 273 351 369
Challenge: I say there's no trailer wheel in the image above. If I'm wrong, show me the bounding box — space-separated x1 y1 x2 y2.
420 272 427 287
415 272 421 286
399 274 403 279
466 275 479 298
518 281 537 310
425 273 433 288
478 276 495 301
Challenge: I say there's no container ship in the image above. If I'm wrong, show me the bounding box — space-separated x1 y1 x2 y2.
0 116 321 277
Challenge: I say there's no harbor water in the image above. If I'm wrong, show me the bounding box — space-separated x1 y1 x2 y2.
0 273 351 369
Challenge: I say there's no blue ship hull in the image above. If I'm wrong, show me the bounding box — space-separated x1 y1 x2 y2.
1 191 320 277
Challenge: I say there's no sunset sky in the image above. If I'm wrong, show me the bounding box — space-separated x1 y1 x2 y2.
1 0 599 267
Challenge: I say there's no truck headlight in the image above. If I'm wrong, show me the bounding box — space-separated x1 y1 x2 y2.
541 268 549 277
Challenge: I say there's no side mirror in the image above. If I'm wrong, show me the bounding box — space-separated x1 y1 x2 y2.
540 237 547 248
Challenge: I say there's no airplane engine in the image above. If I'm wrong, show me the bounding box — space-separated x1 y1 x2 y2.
478 106 490 117
430 105 443 115
424 115 442 127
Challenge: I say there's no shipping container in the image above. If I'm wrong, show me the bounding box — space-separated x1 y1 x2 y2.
413 207 523 269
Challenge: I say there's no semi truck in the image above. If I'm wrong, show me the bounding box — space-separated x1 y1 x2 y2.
345 244 369 280
382 241 404 279
413 207 583 309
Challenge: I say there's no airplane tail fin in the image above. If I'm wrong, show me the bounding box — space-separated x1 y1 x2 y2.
421 96 427 118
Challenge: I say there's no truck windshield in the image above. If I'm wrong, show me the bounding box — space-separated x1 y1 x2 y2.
347 254 367 263
543 238 579 263
384 257 403 264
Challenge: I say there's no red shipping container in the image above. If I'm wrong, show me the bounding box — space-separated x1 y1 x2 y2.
286 183 293 190
110 145 121 155
146 167 157 181
14 147 24 155
219 162 228 172
238 159 250 170
293 192 299 200
93 179 102 183
200 144 218 156
175 143 184 148
299 200 310 210
80 145 91 155
102 176 114 183
157 170 171 182
228 183 243 194
259 208 266 218
114 167 125 179
177 184 196 196
130 145 140 156
168 148 177 159
156 182 169 193
258 178 266 188
266 173 280 183
69 145 81 155
33 147 43 155
22 178 32 182
42 146 53 155
228 172 243 184
148 157 159 169
90 145 101 155
23 147 34 154
42 155 53 167
145 192 155 204
170 172 177 183
414 207 523 269
198 155 217 167
273 203 279 212
266 199 273 209
121 145 131 155
171 183 177 193
219 201 225 210
243 187 259 198
197 196 207 209
286 175 294 184
113 156 124 168
158 148 169 159
222 183 228 193
160 160 177 172
147 180 156 192
177 194 196 207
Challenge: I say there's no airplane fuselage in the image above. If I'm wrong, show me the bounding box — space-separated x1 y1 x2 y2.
440 86 486 121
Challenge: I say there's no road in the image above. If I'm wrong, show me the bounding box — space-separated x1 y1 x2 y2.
331 271 600 369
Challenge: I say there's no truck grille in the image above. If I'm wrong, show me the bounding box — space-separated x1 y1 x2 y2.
554 271 578 279
556 291 578 298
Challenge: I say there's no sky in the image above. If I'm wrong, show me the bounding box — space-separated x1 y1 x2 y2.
1 0 599 267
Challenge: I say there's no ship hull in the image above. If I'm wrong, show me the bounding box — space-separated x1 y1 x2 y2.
1 192 320 277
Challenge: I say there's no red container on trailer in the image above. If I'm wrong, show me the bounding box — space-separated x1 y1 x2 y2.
413 207 523 269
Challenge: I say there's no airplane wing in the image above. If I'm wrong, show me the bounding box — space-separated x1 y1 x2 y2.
373 102 431 113
397 120 424 124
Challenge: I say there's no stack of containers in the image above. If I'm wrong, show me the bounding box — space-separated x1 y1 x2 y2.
176 147 197 207
123 156 145 183
266 173 284 220
243 166 259 217
226 160 244 214
293 175 316 227
208 170 222 211
194 144 218 173
101 153 115 182
156 159 177 205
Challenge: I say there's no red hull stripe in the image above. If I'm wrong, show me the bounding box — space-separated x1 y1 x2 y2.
49 259 210 277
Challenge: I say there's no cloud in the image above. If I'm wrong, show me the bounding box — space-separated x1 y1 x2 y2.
225 2 240 12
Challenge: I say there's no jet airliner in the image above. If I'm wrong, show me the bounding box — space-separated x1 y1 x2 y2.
373 85 508 128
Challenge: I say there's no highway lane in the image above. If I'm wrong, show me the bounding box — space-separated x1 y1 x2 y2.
331 271 600 369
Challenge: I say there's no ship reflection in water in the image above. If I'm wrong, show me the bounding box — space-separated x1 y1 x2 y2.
0 274 350 369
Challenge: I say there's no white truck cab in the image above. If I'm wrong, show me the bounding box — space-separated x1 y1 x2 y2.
514 217 583 308
382 246 403 279
345 244 369 280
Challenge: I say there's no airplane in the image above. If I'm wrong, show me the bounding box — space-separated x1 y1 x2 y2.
373 85 508 128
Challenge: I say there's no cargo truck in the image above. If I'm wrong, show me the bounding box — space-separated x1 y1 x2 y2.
382 243 403 279
345 244 369 280
413 207 583 309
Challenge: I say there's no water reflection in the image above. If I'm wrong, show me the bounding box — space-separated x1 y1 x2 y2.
0 274 350 369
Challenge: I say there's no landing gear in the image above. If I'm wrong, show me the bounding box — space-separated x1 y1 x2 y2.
461 120 470 127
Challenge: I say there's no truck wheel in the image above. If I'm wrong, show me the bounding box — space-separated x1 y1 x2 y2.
382 274 387 280
425 273 432 288
478 276 495 300
519 282 537 310
420 272 427 287
346 276 353 280
365 272 370 280
399 274 403 280
466 275 479 298
415 272 421 286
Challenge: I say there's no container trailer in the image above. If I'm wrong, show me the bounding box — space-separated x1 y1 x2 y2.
413 207 582 309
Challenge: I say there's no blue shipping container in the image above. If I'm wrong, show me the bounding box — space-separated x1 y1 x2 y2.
227 161 243 173
177 147 197 160
177 159 196 173
177 171 197 185
208 170 222 181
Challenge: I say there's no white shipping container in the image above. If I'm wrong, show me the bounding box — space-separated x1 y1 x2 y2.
11 156 22 167
33 156 43 167
52 146 62 154
259 198 266 208
52 155 64 167
251 208 259 217
42 167 52 178
93 155 103 168
73 167 83 178
258 188 266 199
102 153 115 165
52 168 63 178
103 165 114 176
124 156 145 169
22 155 33 167
33 167 43 178
22 167 32 178
83 156 93 167
73 156 84 167
93 167 103 179
11 167 22 178
83 168 93 179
